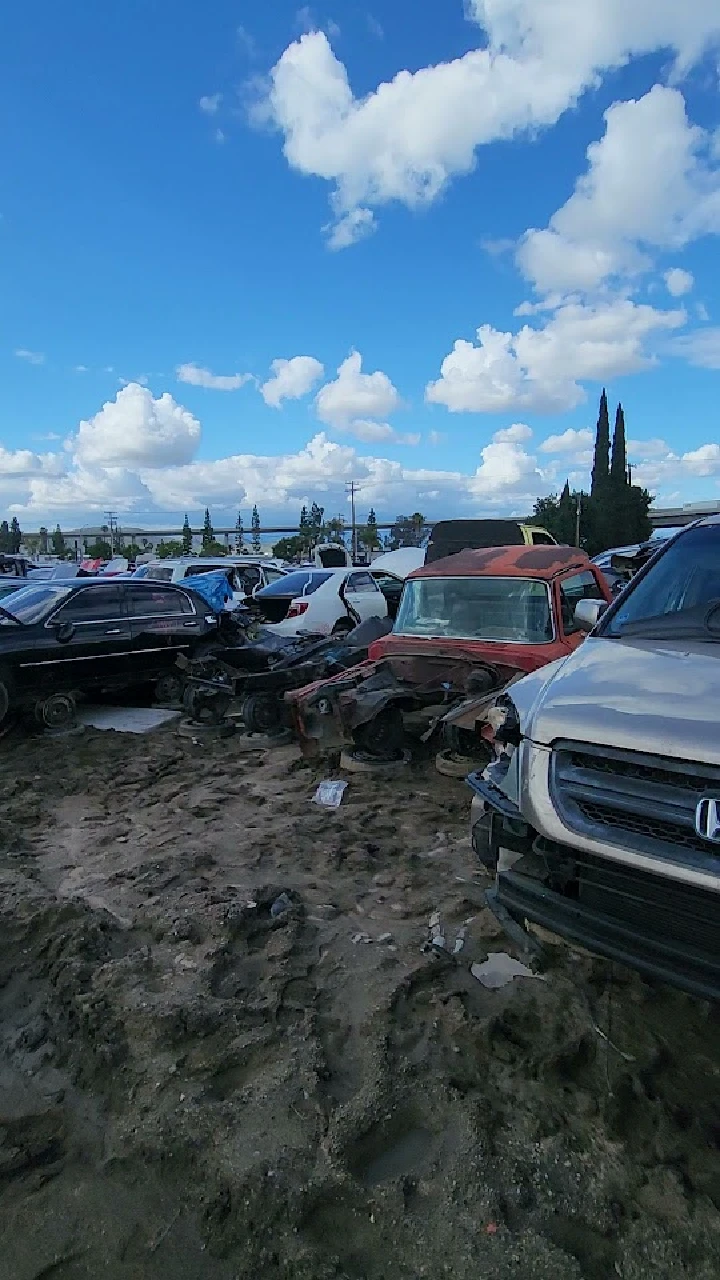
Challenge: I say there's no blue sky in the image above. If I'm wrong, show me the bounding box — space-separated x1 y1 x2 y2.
2 0 720 530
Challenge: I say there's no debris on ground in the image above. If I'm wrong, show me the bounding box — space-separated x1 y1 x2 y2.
312 779 348 807
471 951 547 989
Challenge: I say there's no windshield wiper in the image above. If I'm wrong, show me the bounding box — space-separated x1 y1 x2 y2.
609 602 720 641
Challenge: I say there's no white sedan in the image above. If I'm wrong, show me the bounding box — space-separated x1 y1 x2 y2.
253 567 388 635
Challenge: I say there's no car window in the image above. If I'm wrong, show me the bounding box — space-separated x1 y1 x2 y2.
531 531 555 545
183 563 224 577
128 586 193 617
263 568 286 584
238 566 261 591
604 526 720 638
145 564 173 583
52 585 125 623
395 576 554 644
347 571 379 593
258 571 332 597
559 571 606 633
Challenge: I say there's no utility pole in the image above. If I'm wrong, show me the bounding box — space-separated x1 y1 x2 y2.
345 481 360 563
575 493 582 548
105 511 118 556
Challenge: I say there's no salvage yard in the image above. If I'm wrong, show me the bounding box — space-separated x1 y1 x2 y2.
1 723 719 1280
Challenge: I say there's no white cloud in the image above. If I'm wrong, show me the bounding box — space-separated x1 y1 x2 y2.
682 443 720 475
494 423 533 443
256 5 720 243
71 383 201 468
315 350 400 428
325 207 376 250
176 363 253 391
215 128 226 145
670 327 720 368
426 298 685 414
518 86 720 295
74 364 89 374
15 348 45 365
539 427 594 454
199 94 222 115
665 267 694 296
347 419 394 442
260 355 324 407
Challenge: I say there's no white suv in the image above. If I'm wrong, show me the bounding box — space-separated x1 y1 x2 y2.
144 557 286 608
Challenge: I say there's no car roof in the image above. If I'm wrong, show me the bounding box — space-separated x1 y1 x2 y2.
408 544 595 581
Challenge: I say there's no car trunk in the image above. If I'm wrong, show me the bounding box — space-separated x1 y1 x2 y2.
255 595 295 624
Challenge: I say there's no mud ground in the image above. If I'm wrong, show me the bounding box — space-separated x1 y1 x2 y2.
0 722 718 1280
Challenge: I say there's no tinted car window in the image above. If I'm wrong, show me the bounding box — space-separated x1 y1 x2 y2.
128 586 193 617
53 585 125 622
183 563 225 577
257 572 332 597
145 564 173 582
560 570 605 632
532 531 555 545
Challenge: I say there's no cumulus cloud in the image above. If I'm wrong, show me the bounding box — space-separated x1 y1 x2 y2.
176 363 253 391
255 3 720 243
315 350 401 430
517 86 720 296
426 298 685 414
15 348 45 365
540 428 594 454
494 423 533 443
665 267 695 296
71 383 202 468
260 355 324 407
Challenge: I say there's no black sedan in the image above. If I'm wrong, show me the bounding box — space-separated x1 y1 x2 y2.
0 578 222 729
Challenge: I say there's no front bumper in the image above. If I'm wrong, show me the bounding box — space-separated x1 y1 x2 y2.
474 774 720 1002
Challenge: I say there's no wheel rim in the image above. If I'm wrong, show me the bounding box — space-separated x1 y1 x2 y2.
42 694 76 730
243 694 282 735
156 674 183 705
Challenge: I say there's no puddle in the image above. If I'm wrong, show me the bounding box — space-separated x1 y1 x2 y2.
351 1117 433 1186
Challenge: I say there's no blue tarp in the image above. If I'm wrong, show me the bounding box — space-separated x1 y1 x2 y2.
182 570 233 613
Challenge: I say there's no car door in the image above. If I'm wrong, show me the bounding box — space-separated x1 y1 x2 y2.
38 584 131 692
126 584 205 679
557 570 608 650
344 571 388 624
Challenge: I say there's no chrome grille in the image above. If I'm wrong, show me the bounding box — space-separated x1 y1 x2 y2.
550 741 720 870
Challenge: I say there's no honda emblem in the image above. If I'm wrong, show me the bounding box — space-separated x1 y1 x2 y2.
695 798 720 844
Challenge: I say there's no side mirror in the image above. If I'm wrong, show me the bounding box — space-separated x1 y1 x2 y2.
55 621 75 644
574 599 607 634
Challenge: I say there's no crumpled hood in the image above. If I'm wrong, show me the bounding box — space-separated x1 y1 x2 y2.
525 635 720 765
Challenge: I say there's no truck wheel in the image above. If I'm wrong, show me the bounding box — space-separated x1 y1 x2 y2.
183 686 232 725
242 692 284 736
353 706 405 759
472 812 494 870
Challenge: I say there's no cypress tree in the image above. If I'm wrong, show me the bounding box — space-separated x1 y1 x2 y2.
611 403 627 487
202 508 213 551
590 389 610 497
182 514 192 554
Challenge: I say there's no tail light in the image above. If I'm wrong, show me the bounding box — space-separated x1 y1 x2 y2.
286 600 309 619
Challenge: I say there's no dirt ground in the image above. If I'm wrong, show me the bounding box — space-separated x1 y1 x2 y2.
1 721 719 1280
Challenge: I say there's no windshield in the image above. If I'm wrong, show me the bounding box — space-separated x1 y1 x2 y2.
258 571 332 597
604 526 720 639
0 584 73 625
394 576 553 643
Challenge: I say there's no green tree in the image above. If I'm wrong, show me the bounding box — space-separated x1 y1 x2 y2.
308 502 324 548
323 515 346 544
251 505 262 553
39 526 49 555
359 507 380 552
182 514 192 554
273 534 306 561
235 512 245 553
51 524 66 557
123 542 144 561
85 537 113 559
299 506 312 554
389 513 425 549
10 517 21 554
591 388 611 497
0 521 11 553
155 539 184 559
610 402 627 487
201 508 214 552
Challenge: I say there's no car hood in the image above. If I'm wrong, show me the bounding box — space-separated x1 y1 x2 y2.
525 635 720 764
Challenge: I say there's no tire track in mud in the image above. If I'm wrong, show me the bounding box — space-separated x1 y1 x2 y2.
0 726 719 1278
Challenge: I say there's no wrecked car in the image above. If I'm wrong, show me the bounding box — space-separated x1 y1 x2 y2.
286 545 611 761
0 578 226 731
467 517 720 1000
179 615 393 732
